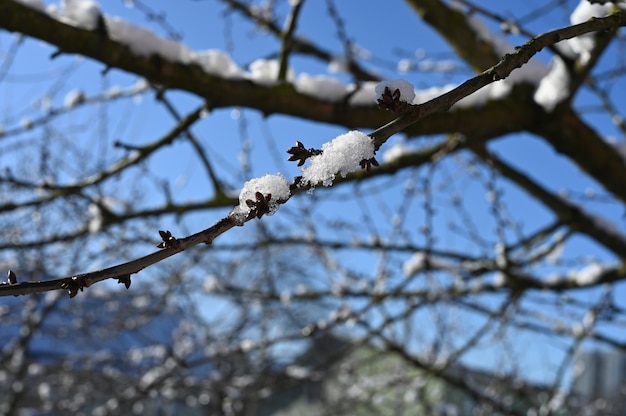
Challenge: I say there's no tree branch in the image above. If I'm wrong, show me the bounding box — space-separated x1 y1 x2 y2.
370 9 626 149
472 144 626 259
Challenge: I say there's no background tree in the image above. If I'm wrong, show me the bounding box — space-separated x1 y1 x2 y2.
1 0 626 415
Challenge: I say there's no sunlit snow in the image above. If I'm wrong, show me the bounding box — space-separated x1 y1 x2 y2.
64 89 85 108
237 174 291 215
247 59 294 86
375 79 416 104
105 16 192 62
347 82 378 106
382 141 412 163
295 74 348 101
300 131 375 186
19 0 621 124
569 0 617 64
58 0 102 30
569 262 605 286
534 57 570 112
191 50 244 78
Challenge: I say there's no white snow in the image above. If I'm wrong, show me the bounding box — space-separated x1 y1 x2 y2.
58 0 102 30
300 131 375 187
247 59 294 86
495 243 507 268
402 252 457 277
568 1 616 64
237 174 291 216
450 0 513 56
295 73 348 102
375 79 416 104
570 262 604 286
203 275 223 293
285 365 312 380
104 85 122 98
191 50 244 78
104 16 191 63
493 272 506 288
534 56 570 112
546 242 564 265
433 60 457 73
347 81 378 106
397 59 414 73
87 202 103 233
455 59 549 108
403 252 426 277
370 68 547 110
416 85 455 104
382 140 412 163
64 89 86 109
30 0 602 117
328 56 349 73
131 78 150 93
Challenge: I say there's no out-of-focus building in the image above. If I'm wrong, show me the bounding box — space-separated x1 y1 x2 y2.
572 349 626 415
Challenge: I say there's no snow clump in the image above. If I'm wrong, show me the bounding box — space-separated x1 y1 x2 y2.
300 130 375 187
64 89 86 109
247 59 294 86
58 0 102 30
191 50 244 78
534 56 570 112
295 74 349 102
237 174 291 216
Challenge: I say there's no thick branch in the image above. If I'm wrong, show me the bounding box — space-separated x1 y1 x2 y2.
472 144 626 259
219 0 379 81
404 0 503 72
370 10 626 148
534 108 626 205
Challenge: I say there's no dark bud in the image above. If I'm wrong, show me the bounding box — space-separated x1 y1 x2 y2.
7 270 17 285
377 86 411 114
157 230 180 249
287 141 322 166
117 274 132 289
246 192 272 219
359 157 380 171
60 277 84 299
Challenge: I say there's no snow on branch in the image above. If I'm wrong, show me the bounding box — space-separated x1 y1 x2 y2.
300 131 376 187
2 0 625 127
368 9 626 148
235 174 291 219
